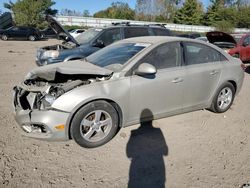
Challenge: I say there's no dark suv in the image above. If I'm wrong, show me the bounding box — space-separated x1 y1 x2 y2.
36 15 172 66
1 26 42 41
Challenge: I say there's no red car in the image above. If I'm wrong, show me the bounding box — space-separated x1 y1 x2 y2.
206 31 250 63
228 34 250 62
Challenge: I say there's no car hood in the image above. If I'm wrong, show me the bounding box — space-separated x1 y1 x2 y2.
206 31 237 45
45 15 80 46
25 60 113 81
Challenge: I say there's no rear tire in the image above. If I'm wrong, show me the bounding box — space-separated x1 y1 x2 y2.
1 35 8 41
210 82 235 113
70 100 119 148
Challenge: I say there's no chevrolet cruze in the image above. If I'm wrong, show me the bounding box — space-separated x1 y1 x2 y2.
13 36 245 148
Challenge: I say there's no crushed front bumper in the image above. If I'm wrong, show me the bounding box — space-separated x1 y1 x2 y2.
13 86 70 141
14 109 70 141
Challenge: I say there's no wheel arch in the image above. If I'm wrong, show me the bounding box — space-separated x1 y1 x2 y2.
228 80 237 93
67 98 123 140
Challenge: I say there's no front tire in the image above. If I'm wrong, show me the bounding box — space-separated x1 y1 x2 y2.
70 101 119 148
210 82 235 113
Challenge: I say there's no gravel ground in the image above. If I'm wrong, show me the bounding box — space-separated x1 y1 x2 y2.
0 39 250 188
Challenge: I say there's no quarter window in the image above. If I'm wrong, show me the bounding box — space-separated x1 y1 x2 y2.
139 42 181 70
184 42 222 65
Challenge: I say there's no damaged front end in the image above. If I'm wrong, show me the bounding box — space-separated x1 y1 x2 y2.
13 60 113 141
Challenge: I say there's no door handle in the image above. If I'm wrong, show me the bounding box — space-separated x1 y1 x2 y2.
172 78 183 83
210 70 219 75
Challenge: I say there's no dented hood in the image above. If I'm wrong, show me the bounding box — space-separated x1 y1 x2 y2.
26 60 113 81
46 15 80 46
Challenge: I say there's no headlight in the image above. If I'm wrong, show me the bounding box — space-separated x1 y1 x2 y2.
42 50 59 58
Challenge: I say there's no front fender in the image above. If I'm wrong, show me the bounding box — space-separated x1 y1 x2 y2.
52 77 131 125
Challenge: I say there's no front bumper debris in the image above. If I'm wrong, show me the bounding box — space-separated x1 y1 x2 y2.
13 86 70 141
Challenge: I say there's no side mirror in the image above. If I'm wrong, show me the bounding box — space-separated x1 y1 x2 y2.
134 63 157 76
93 39 105 48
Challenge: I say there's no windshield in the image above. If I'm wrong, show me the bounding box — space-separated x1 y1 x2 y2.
86 42 150 71
75 28 102 44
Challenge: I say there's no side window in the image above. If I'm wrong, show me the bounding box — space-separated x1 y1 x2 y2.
243 36 250 46
152 28 171 36
139 42 181 70
184 42 221 65
98 28 121 46
124 27 149 38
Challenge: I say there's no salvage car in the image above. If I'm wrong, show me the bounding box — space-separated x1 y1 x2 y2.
1 26 42 41
36 15 172 66
13 36 245 148
228 33 250 62
206 31 237 51
40 27 57 39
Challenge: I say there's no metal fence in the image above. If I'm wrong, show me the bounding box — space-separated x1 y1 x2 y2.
55 15 250 33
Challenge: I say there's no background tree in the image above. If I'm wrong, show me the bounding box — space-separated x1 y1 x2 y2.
237 6 250 28
83 10 90 17
4 0 57 28
174 0 204 25
94 1 135 20
135 0 180 22
60 9 83 16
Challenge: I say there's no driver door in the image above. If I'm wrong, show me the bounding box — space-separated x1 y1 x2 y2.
128 42 185 122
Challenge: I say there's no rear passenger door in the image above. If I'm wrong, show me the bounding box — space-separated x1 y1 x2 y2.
182 42 224 110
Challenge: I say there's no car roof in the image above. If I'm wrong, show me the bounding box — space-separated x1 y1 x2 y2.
96 24 169 30
118 36 202 44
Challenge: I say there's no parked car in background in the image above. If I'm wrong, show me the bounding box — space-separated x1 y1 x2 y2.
69 29 85 38
228 33 250 62
206 31 237 51
1 26 42 41
14 36 244 148
177 33 201 39
36 15 172 66
40 27 57 39
207 31 250 63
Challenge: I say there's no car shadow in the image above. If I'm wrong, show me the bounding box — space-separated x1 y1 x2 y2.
126 109 168 188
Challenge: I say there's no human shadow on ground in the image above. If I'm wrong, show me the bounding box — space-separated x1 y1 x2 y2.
126 109 168 188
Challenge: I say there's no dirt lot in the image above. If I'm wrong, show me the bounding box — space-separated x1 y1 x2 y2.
0 39 250 188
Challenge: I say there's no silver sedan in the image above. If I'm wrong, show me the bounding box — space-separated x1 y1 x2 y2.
13 36 245 148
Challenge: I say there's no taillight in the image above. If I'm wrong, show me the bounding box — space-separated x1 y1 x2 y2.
241 63 246 71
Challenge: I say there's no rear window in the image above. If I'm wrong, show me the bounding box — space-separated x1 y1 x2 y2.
124 27 149 38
